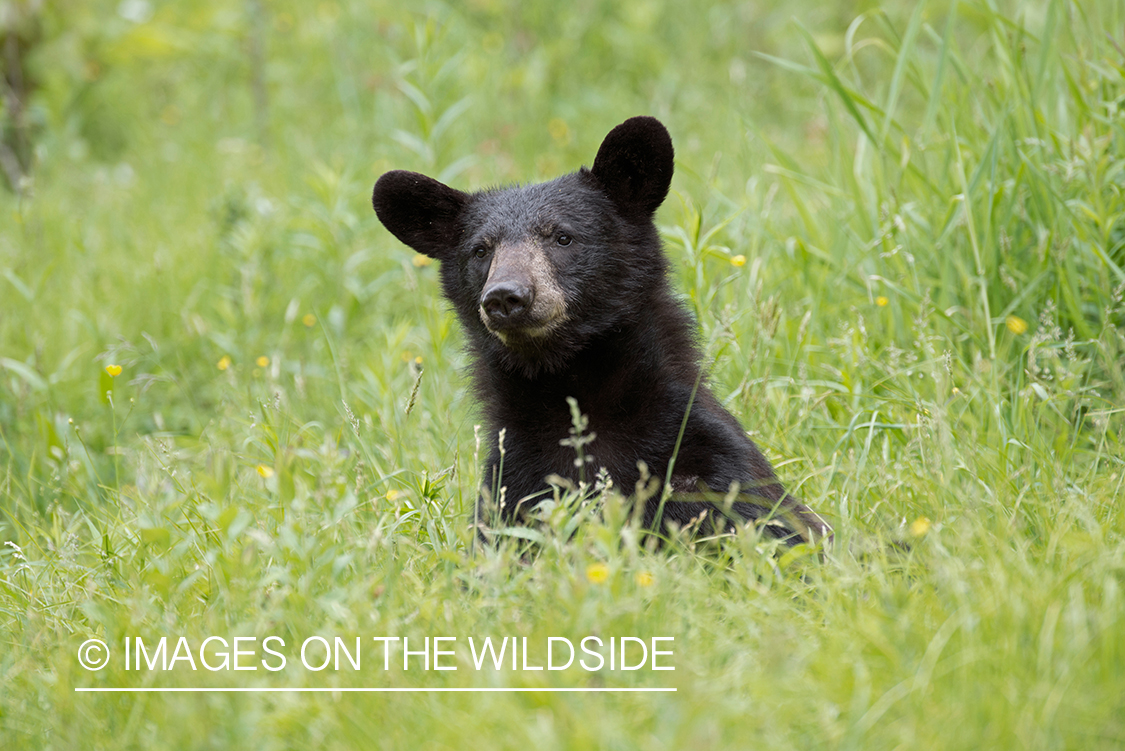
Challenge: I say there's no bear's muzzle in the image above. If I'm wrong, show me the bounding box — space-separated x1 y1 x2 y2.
479 241 567 342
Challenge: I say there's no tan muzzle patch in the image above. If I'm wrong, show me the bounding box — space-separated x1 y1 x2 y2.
478 241 567 340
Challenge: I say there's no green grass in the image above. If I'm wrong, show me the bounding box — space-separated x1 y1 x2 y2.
2 0 1124 748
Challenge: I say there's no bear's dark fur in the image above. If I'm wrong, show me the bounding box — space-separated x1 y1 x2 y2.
372 116 830 544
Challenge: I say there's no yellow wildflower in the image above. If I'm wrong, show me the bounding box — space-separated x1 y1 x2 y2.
635 571 654 587
876 296 889 307
910 517 931 537
256 464 275 479
586 562 609 584
104 365 122 377
256 356 270 368
385 489 400 502
412 255 433 267
1006 316 1028 335
730 254 747 267
217 356 232 371
302 313 317 327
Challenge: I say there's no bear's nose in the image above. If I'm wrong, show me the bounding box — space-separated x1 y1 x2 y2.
481 281 533 321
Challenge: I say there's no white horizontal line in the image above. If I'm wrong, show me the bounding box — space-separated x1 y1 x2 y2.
75 687 676 693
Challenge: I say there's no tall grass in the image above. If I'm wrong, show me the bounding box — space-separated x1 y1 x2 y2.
1 0 1123 748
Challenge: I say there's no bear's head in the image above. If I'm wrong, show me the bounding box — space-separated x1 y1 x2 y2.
372 116 675 377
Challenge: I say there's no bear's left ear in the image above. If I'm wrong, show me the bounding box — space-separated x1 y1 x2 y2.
590 116 674 220
372 170 468 259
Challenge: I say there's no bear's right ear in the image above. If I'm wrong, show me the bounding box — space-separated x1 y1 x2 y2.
372 170 468 259
590 116 674 221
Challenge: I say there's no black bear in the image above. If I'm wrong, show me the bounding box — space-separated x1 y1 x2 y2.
372 116 830 545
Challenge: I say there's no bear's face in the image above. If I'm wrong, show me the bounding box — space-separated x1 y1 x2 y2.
459 176 615 348
372 116 675 376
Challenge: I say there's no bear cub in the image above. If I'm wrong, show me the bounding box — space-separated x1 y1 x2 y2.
372 116 830 545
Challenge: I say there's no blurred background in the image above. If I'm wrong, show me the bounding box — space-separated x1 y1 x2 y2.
5 0 1118 466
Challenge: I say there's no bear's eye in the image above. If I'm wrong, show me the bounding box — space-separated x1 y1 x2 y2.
556 234 572 247
472 246 488 259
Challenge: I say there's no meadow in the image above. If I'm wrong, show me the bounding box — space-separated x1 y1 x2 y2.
1 0 1123 748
